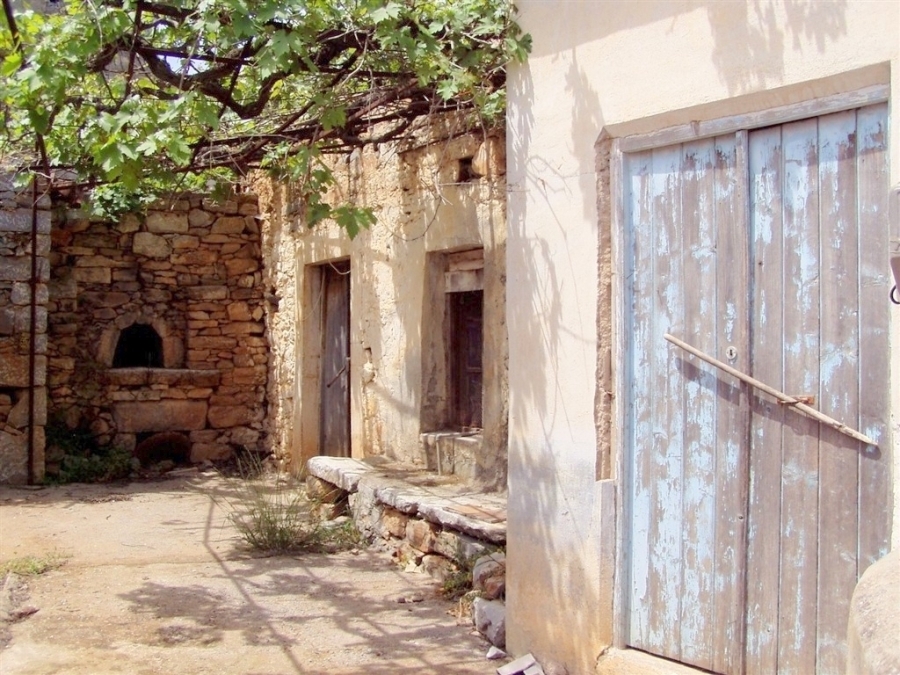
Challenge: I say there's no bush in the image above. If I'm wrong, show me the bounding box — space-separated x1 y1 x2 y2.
45 418 132 484
225 453 363 555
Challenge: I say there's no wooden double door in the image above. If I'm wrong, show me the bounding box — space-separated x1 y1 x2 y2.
623 103 891 674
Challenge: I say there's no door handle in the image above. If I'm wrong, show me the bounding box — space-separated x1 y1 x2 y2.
665 333 877 448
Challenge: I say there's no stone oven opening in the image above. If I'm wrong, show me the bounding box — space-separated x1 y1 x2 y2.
113 324 164 368
134 432 191 468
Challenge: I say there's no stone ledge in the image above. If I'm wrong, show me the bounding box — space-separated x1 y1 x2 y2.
105 368 221 387
306 456 507 545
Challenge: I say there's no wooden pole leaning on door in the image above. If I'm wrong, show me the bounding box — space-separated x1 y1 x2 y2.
664 333 878 448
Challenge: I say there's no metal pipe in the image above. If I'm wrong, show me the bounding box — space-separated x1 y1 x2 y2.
27 176 38 484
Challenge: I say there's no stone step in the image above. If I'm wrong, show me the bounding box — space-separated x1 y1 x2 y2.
306 455 507 547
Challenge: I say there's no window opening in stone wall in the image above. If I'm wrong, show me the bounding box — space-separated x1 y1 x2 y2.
112 324 164 368
449 290 483 430
457 157 476 183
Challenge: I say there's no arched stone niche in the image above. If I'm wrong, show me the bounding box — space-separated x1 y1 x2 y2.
96 314 184 369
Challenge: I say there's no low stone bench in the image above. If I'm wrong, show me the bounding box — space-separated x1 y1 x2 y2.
306 456 506 574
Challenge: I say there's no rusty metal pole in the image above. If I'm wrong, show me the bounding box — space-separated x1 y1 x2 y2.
27 175 38 485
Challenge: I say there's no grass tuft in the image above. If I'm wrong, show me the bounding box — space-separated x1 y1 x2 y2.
223 453 363 555
441 556 475 600
1 553 69 576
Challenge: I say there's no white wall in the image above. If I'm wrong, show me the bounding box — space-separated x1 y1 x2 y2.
506 1 900 672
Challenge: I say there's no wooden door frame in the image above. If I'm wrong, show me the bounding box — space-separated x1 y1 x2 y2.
297 257 352 463
609 84 891 653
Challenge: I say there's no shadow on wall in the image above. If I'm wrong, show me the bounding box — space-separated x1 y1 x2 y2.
706 0 847 95
508 54 610 673
524 0 848 97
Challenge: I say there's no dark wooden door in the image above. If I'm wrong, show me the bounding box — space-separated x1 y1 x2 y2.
450 290 483 429
624 104 891 674
319 261 351 457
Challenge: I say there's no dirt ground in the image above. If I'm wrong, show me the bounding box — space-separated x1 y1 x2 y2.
0 471 504 675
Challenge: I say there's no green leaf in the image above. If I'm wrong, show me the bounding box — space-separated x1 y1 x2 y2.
370 2 402 24
1 53 22 77
27 107 50 135
320 106 346 131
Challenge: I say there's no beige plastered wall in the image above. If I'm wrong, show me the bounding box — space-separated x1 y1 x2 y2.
256 125 508 487
505 2 900 673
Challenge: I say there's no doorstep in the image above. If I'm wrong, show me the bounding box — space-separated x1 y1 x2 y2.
596 649 719 675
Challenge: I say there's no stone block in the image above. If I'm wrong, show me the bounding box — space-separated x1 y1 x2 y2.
11 282 48 305
221 322 265 336
211 216 246 234
229 426 260 447
172 249 218 266
190 336 237 351
72 267 111 284
226 302 252 321
308 456 374 492
113 400 208 432
188 209 214 228
306 475 344 503
171 235 200 250
231 366 267 386
473 598 506 649
421 554 456 583
224 258 259 276
0 308 15 335
6 387 48 428
117 214 141 233
433 530 488 564
202 198 239 214
473 553 506 600
379 507 409 538
190 442 232 462
133 232 171 258
112 268 138 282
0 257 32 282
0 355 46 387
82 291 130 308
105 368 150 386
144 289 172 303
0 208 50 234
146 212 189 233
207 405 252 428
406 519 438 553
348 480 383 541
0 429 28 484
187 285 228 301
75 255 117 268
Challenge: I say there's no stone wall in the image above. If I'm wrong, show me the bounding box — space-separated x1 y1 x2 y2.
0 177 50 484
45 192 269 469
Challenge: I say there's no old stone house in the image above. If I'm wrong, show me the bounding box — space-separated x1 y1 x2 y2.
504 2 899 674
257 120 508 490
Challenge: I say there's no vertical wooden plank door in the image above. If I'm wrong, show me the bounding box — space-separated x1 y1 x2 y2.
450 290 484 429
624 103 890 675
319 261 351 457
624 133 748 675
